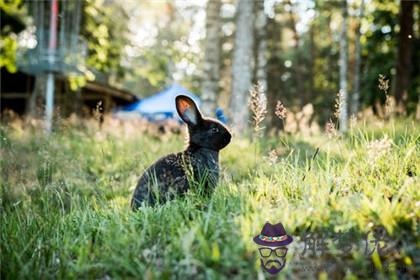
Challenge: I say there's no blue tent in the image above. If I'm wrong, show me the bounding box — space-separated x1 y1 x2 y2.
115 84 200 121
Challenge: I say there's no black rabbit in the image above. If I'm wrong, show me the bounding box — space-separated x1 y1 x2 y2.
131 95 231 209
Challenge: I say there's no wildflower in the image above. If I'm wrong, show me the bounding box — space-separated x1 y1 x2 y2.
366 134 393 163
249 81 267 136
275 100 287 120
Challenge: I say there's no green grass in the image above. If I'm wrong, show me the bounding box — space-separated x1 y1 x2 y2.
1 118 419 279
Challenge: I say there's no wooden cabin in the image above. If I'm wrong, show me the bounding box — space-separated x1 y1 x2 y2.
1 68 138 117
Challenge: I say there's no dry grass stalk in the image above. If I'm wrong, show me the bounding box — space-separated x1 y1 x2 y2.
334 90 343 119
378 74 389 92
275 100 287 120
248 81 267 137
378 74 393 118
93 101 104 126
325 118 337 138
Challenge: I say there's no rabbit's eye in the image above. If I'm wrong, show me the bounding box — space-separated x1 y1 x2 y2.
211 127 219 133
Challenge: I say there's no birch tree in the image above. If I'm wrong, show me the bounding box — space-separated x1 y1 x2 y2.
287 0 306 106
201 0 221 116
339 0 348 132
230 0 255 132
254 0 267 92
351 0 364 116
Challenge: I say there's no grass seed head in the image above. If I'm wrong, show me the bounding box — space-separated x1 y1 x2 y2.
325 118 337 138
248 81 267 136
334 90 343 119
377 74 396 118
378 74 390 93
275 100 287 120
94 101 104 125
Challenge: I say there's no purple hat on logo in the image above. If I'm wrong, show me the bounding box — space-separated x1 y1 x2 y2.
253 222 293 247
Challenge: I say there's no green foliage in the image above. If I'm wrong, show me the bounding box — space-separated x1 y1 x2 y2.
266 0 419 123
81 0 129 77
267 0 341 123
0 35 17 73
361 0 399 108
121 1 203 96
1 119 419 278
0 0 26 73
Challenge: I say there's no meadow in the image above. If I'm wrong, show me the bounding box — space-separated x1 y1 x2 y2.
1 116 419 279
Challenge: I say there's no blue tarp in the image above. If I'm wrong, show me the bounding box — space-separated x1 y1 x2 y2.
116 84 200 121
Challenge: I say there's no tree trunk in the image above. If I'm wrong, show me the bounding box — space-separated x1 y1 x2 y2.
339 0 348 132
351 0 364 116
394 0 414 113
230 0 254 132
254 0 267 92
287 0 306 106
309 23 315 101
266 17 283 132
27 74 47 118
201 0 221 117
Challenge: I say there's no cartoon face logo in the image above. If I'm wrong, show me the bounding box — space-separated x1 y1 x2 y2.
253 222 293 274
258 246 288 274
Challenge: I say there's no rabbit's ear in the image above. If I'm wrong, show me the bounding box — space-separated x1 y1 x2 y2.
176 95 202 126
